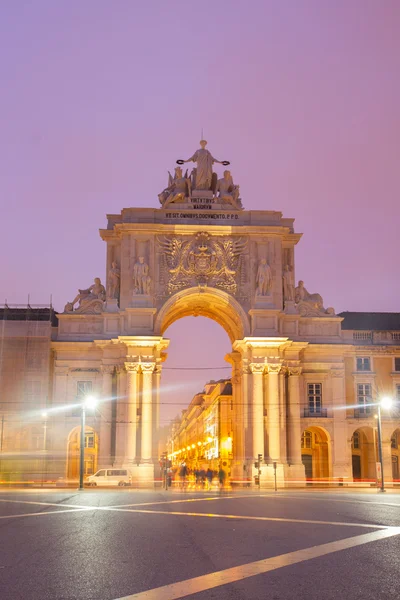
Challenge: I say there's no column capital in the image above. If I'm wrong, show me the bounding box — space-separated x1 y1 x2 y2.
266 363 282 375
141 362 156 374
102 365 115 375
124 362 141 373
288 366 303 377
249 362 266 375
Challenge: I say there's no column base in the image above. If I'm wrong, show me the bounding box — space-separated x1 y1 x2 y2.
123 463 155 488
332 461 352 486
283 463 306 487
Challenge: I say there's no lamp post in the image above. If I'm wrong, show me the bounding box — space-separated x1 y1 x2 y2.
376 396 393 493
41 412 48 487
79 396 97 491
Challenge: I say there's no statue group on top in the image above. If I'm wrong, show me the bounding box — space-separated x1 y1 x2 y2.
158 140 243 210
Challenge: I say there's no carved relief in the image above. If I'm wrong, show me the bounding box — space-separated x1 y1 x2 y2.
158 232 247 295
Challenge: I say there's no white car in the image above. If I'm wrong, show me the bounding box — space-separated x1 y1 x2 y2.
87 469 132 487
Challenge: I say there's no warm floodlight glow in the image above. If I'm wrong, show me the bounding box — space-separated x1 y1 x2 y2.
197 441 202 446
191 444 195 449
84 396 97 409
380 396 393 410
186 446 190 450
207 436 212 442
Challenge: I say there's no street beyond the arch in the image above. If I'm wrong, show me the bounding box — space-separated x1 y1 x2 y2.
0 488 399 600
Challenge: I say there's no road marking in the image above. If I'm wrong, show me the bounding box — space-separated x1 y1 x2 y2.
115 527 400 600
0 495 238 511
111 496 238 508
103 507 387 529
0 498 388 528
0 507 93 520
257 494 400 508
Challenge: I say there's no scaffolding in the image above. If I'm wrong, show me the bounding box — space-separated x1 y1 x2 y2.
0 304 56 484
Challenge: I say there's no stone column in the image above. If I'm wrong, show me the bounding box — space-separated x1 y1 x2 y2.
331 369 351 481
141 362 155 462
226 352 244 478
99 365 114 467
125 362 140 463
249 363 265 458
266 363 282 462
279 368 287 463
287 367 303 465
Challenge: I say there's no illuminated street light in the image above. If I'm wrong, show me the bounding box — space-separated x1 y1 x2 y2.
376 396 393 493
79 396 97 490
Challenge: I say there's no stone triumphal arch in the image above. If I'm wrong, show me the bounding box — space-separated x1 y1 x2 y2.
56 140 342 486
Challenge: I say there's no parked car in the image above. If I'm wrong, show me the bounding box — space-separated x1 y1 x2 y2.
87 469 132 487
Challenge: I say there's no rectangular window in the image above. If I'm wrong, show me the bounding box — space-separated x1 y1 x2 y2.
85 433 95 448
395 358 400 372
301 431 312 449
77 381 92 398
397 384 400 402
357 383 372 413
308 383 322 414
352 432 360 450
356 357 371 372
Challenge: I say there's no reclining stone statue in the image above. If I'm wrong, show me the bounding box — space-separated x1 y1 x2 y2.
64 278 106 314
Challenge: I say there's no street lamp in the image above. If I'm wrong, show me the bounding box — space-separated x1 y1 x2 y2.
79 396 97 490
41 412 48 487
376 396 393 493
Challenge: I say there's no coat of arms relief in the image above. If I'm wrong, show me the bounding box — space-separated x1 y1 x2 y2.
157 233 247 296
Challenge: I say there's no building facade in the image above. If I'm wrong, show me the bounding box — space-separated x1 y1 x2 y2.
0 141 399 486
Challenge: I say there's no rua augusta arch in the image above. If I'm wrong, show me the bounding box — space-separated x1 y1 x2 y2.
54 140 349 487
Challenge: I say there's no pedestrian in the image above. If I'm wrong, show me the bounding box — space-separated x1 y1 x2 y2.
179 462 187 490
206 467 213 490
218 466 226 490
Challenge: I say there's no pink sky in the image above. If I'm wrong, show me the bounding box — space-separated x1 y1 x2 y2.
1 1 399 423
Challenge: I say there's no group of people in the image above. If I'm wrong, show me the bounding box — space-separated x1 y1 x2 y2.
174 463 227 490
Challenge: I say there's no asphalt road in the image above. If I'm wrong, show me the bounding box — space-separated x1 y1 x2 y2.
0 488 400 600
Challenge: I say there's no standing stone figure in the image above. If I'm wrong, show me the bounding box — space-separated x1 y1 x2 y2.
107 261 120 301
181 140 226 190
215 170 243 210
282 265 294 301
133 256 151 295
256 259 272 296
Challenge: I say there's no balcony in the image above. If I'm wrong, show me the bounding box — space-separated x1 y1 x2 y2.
353 408 373 419
303 408 327 418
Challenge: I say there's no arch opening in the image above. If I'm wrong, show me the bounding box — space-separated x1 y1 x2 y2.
67 426 98 481
301 426 331 481
351 426 375 481
155 287 250 343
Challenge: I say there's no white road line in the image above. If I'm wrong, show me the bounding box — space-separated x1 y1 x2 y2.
0 495 238 511
111 496 237 508
0 498 388 528
115 527 400 600
0 498 82 509
257 494 400 508
0 507 93 520
103 507 387 529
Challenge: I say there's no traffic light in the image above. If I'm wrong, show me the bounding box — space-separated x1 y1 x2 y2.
254 454 263 469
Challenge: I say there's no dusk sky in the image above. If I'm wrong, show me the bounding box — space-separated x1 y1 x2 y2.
1 1 399 423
